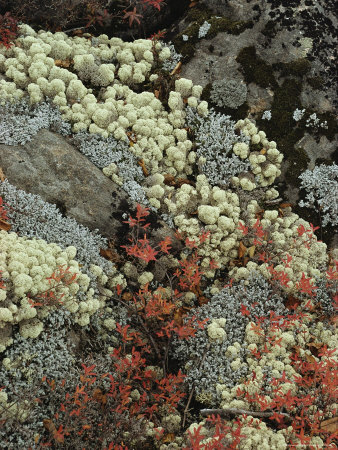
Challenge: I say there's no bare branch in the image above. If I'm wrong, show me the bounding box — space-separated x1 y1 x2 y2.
200 408 292 421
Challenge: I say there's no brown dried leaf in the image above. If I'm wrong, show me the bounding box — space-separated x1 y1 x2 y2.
176 178 194 187
164 174 176 186
320 417 338 433
154 89 160 98
122 292 133 302
304 353 316 363
54 59 72 68
279 202 293 209
285 295 301 311
138 159 149 177
0 219 11 231
238 241 247 259
0 167 6 182
43 419 57 434
255 209 265 219
162 433 175 443
248 245 256 258
198 296 209 306
306 342 324 357
100 248 114 261
93 388 107 405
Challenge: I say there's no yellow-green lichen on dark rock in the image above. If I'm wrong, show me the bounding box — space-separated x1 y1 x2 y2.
236 46 278 89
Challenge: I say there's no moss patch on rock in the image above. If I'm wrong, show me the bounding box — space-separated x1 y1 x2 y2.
173 4 252 62
306 76 324 90
284 147 310 186
236 46 277 89
272 58 311 78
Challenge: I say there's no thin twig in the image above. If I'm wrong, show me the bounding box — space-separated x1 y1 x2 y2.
137 315 162 361
182 343 211 429
200 408 292 421
62 26 87 34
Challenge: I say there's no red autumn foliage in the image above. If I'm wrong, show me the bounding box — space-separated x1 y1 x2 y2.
27 265 78 308
0 12 19 49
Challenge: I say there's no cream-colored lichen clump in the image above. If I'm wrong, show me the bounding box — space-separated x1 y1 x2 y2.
0 23 329 291
0 231 125 351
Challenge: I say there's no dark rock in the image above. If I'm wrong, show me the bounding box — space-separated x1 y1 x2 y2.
0 129 125 238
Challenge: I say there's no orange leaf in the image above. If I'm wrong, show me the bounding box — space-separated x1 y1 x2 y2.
260 148 267 154
304 353 316 363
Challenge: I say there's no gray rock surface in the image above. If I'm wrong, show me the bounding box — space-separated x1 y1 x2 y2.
0 128 181 271
0 129 122 238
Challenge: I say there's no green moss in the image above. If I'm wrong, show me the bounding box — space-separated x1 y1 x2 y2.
292 200 335 250
256 79 307 187
173 39 197 60
217 102 250 122
257 79 303 151
261 20 277 39
185 3 211 23
273 59 311 77
250 143 263 153
208 16 252 38
236 46 277 89
315 158 334 166
311 111 337 141
173 4 251 63
306 76 324 90
201 83 212 102
284 147 310 186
